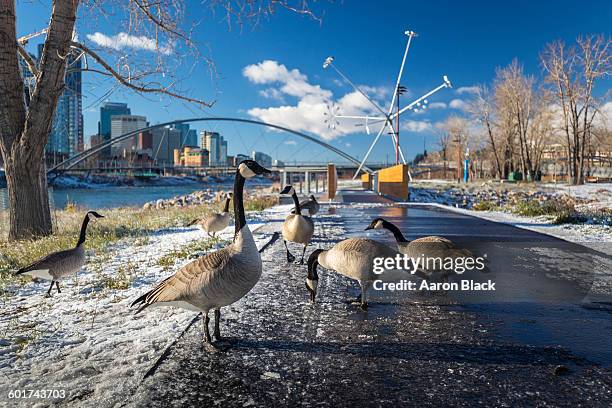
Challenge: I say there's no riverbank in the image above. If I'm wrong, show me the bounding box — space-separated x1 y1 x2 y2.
0 193 277 295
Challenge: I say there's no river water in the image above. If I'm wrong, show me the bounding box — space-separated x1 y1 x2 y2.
0 182 237 210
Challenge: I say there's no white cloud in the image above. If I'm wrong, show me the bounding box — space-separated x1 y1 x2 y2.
284 139 297 145
86 32 173 55
243 60 331 99
243 60 390 140
259 88 285 102
345 142 352 147
449 98 469 111
456 86 479 95
401 120 433 133
428 102 447 109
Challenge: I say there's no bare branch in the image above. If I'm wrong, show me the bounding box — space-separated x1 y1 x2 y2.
70 40 214 107
17 28 48 45
130 0 193 45
16 43 39 77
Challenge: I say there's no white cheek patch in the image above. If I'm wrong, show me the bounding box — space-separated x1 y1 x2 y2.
375 221 384 229
289 187 296 195
306 278 318 291
239 163 256 178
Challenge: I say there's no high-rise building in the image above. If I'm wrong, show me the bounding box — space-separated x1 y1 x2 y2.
98 102 131 157
186 129 198 147
221 140 228 166
19 46 83 162
251 151 272 167
40 46 83 157
110 115 147 157
201 131 228 166
170 123 198 147
151 126 182 164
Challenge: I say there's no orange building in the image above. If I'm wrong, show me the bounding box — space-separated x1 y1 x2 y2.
174 146 210 167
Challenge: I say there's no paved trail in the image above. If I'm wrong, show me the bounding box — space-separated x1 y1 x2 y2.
128 191 612 407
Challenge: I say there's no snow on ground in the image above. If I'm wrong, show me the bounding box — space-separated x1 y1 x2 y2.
0 208 278 406
408 180 612 255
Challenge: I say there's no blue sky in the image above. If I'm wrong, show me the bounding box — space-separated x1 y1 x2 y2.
16 0 612 164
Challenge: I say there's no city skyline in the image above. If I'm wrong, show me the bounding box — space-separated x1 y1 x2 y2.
16 1 611 165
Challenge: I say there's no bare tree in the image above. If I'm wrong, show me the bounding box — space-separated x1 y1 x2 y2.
0 0 319 240
540 34 611 184
468 85 503 179
437 115 469 182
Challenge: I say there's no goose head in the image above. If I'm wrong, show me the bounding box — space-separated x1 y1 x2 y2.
306 249 323 303
280 185 296 196
87 211 105 221
238 160 271 178
309 194 316 201
365 217 387 230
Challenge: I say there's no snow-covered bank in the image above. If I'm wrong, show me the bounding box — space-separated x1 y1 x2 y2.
408 202 611 255
0 208 277 406
408 181 612 254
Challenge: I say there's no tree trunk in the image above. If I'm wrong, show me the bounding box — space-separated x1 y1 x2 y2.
0 0 78 240
4 154 52 239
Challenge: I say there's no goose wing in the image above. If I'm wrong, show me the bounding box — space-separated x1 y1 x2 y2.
15 248 77 275
131 246 233 313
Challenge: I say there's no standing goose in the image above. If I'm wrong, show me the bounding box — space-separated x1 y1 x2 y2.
291 194 319 216
280 185 314 264
190 193 232 237
306 238 409 310
131 160 270 351
15 211 105 296
365 217 474 281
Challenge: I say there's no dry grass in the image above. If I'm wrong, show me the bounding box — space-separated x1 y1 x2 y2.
0 195 278 294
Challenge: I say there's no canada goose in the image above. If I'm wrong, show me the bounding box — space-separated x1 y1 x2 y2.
131 160 270 351
306 238 406 310
291 194 319 216
190 193 232 237
365 217 474 281
280 185 314 264
15 211 105 296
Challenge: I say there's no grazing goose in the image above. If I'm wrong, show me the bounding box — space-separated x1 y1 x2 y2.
291 194 319 216
190 193 232 237
280 185 315 264
306 238 408 310
131 160 270 351
365 217 474 281
15 211 105 296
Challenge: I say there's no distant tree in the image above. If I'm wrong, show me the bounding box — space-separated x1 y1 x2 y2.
0 0 319 240
467 86 503 179
540 35 611 185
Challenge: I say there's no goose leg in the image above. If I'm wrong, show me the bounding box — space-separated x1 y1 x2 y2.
213 308 231 350
359 281 368 310
46 281 54 297
298 244 308 265
202 312 212 343
284 240 295 263
213 309 221 340
55 281 61 294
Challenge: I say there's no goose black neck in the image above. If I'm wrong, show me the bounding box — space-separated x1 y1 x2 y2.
307 249 323 280
76 214 91 247
383 220 408 243
234 170 247 235
291 192 302 215
222 197 230 213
